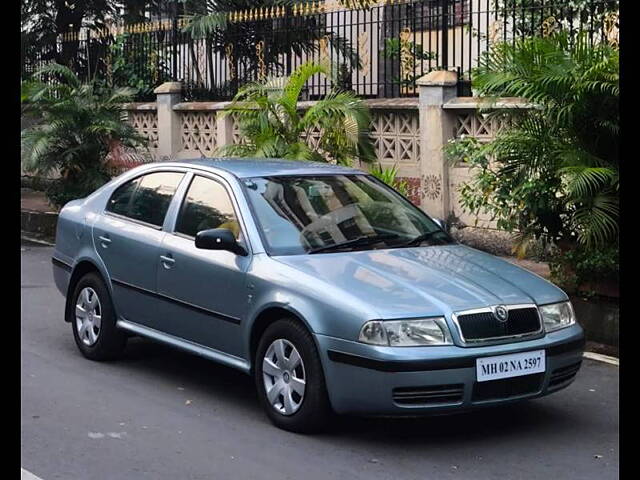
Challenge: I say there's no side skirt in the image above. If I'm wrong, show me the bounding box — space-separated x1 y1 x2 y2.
116 319 251 374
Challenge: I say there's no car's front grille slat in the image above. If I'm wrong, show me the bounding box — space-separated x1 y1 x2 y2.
456 306 541 342
549 362 582 388
393 384 464 406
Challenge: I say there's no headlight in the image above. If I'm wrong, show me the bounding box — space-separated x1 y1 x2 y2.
358 318 453 346
540 301 576 332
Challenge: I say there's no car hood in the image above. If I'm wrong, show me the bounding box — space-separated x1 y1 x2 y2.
273 244 566 319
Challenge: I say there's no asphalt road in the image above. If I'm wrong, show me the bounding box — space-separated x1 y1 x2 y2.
21 243 619 480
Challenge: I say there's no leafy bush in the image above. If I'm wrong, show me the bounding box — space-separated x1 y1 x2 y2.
444 135 488 166
96 33 171 101
448 32 618 247
219 61 375 166
369 163 409 196
445 32 618 290
549 244 619 296
21 63 147 208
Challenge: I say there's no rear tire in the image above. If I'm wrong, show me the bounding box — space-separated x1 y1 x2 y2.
69 272 127 361
255 318 332 433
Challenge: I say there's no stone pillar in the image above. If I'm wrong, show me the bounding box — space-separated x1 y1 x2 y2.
154 82 182 160
416 70 458 219
216 108 235 150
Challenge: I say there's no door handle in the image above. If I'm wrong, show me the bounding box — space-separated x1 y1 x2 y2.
98 235 112 248
160 254 175 269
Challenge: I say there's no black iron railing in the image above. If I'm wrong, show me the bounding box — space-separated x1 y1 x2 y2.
21 0 619 100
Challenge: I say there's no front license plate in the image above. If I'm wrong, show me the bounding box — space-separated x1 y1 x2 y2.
476 350 546 382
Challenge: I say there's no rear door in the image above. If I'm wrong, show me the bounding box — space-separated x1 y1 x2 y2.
156 173 251 357
92 170 186 326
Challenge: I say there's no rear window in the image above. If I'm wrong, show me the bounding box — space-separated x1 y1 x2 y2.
106 172 184 227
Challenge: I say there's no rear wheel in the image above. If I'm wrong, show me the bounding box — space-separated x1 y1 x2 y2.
255 318 332 433
70 272 127 360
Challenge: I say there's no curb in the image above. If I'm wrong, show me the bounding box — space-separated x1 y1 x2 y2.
21 234 55 247
583 351 619 366
21 209 58 240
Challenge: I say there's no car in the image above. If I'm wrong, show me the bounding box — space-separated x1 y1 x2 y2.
52 158 585 432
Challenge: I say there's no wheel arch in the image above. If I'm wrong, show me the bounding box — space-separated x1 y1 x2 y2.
248 305 318 374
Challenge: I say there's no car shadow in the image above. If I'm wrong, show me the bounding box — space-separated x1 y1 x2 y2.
113 336 578 444
116 336 260 411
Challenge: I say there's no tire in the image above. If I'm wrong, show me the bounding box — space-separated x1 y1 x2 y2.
69 272 127 361
254 318 332 433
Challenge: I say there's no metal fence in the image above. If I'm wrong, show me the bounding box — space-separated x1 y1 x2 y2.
21 0 619 100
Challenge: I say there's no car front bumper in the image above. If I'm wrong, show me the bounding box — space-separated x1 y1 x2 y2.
315 324 585 415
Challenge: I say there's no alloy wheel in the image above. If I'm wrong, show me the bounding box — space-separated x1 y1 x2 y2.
262 339 306 415
75 287 102 346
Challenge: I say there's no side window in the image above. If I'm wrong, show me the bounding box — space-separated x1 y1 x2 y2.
107 177 140 217
106 172 184 227
176 176 241 238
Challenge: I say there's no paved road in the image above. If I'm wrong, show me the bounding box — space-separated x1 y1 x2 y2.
21 243 619 480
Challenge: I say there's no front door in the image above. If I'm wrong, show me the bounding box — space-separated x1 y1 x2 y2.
156 174 251 357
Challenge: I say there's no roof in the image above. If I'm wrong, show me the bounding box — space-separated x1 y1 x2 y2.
174 158 367 178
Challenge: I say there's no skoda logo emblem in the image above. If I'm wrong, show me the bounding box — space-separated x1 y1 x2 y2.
494 305 509 323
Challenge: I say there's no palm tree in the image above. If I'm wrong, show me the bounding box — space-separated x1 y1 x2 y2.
217 61 375 166
21 63 147 207
457 31 618 251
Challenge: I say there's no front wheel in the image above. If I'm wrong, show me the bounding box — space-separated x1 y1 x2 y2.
254 318 332 433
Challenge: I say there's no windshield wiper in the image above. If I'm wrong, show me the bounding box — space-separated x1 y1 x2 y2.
398 231 440 248
307 233 400 254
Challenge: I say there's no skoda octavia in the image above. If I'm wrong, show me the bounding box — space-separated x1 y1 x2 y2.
52 159 584 432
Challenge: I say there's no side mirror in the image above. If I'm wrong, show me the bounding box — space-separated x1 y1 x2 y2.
433 218 449 233
195 228 247 256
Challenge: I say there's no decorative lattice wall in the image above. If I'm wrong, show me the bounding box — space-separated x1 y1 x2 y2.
232 114 244 145
449 110 512 228
369 110 420 163
126 110 159 155
454 111 510 142
179 111 217 157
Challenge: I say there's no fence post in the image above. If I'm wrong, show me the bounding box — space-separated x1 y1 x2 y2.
171 1 179 81
154 82 183 160
441 0 449 69
416 70 457 219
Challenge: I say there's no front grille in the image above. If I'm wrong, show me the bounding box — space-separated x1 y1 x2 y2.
393 384 464 406
472 373 544 402
549 362 582 388
456 307 541 342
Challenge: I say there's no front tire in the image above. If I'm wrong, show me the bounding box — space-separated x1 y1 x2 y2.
255 318 332 433
69 272 127 361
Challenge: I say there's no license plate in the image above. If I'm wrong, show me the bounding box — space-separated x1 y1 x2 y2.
476 350 546 382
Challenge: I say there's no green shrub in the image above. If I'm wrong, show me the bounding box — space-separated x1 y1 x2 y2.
21 64 147 208
219 61 375 166
369 163 409 197
445 32 618 288
447 32 617 252
96 33 171 101
549 245 619 296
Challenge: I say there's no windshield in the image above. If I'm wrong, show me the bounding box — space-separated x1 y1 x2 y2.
242 174 454 255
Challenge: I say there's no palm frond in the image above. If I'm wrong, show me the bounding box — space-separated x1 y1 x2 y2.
282 62 328 111
34 63 81 88
221 62 372 165
182 12 227 39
